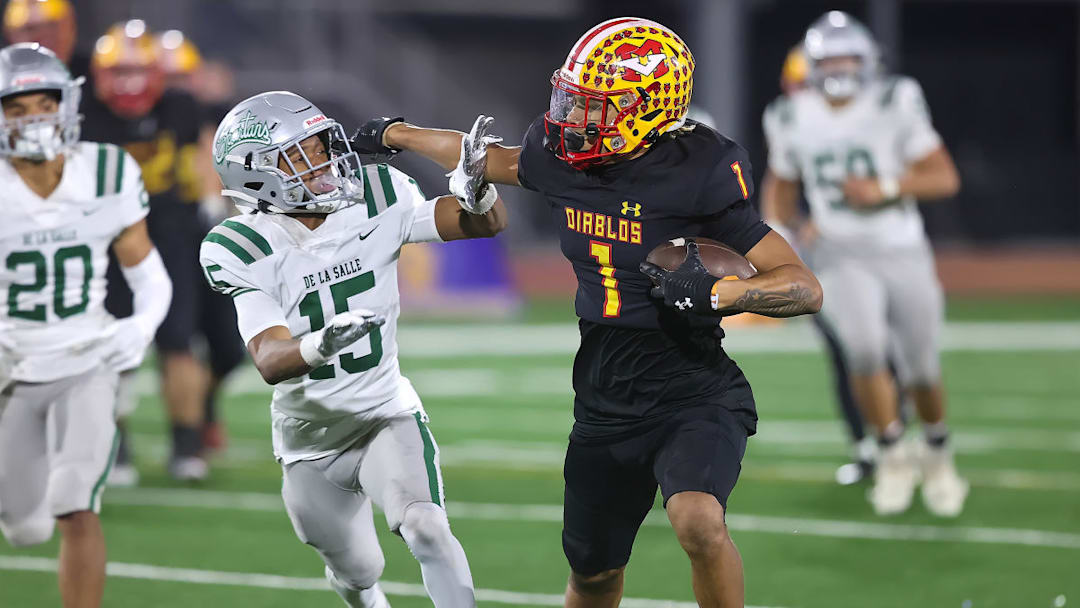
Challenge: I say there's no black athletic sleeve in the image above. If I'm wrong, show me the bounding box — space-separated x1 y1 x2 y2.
516 114 548 193
701 200 772 256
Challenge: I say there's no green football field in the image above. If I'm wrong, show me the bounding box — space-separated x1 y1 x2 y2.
2 296 1079 608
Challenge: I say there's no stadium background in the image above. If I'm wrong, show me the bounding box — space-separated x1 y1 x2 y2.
2 1 1079 607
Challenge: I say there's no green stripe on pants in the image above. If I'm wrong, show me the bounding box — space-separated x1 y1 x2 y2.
88 432 120 511
413 412 441 506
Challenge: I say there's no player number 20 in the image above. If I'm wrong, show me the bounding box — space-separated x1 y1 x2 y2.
588 241 621 318
298 271 383 380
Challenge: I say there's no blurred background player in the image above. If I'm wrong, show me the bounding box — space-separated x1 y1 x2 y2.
760 11 967 516
1 0 82 76
766 44 882 485
0 42 170 607
85 19 245 482
153 27 242 457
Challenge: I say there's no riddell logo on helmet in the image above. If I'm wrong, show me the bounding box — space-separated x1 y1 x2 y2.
13 74 45 86
303 114 327 128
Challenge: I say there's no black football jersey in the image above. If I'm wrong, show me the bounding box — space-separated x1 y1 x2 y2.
518 115 771 330
80 89 203 208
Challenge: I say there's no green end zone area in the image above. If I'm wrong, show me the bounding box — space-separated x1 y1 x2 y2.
2 296 1079 607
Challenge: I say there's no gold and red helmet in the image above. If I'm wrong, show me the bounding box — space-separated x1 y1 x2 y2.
2 0 76 64
780 45 808 95
90 19 163 118
154 29 201 78
545 17 694 169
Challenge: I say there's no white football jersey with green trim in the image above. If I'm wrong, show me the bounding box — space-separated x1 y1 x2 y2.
199 163 443 463
763 76 943 251
0 142 148 382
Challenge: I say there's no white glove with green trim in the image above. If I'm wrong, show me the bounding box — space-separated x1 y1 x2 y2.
300 309 385 367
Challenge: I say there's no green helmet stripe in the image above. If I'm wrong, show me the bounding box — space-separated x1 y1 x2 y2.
222 220 273 256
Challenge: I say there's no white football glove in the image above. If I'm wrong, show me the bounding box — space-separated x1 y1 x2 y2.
299 309 386 367
66 318 152 372
447 114 502 215
100 319 154 372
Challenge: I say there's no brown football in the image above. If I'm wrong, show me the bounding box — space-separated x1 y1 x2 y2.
645 237 756 283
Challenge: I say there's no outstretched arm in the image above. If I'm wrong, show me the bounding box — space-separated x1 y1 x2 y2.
380 121 522 186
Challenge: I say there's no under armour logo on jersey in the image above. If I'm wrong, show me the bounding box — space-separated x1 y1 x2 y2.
621 202 642 217
674 297 693 311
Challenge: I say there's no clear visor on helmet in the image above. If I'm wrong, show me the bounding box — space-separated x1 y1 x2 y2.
274 122 363 207
546 74 630 159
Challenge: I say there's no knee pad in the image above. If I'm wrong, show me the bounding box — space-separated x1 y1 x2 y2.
0 517 54 547
323 546 386 591
399 502 454 560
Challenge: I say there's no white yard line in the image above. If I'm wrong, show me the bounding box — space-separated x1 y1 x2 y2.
100 488 1080 551
0 556 747 608
134 320 1080 398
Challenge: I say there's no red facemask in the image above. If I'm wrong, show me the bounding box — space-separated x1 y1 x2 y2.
543 71 649 170
92 64 163 118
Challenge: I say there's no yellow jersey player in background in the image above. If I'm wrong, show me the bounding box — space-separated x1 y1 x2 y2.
84 20 246 481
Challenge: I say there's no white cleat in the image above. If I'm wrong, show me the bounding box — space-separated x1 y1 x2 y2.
919 441 969 517
168 456 208 482
869 441 919 516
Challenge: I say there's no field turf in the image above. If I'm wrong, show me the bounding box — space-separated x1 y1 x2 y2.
1 296 1078 608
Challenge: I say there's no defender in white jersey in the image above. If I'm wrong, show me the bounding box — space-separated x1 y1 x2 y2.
0 44 171 608
200 92 505 608
761 12 968 517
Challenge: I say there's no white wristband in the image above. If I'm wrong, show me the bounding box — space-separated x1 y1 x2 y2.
299 330 329 367
462 183 497 215
878 177 900 200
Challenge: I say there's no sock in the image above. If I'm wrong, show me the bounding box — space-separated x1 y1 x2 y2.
877 420 905 448
171 424 203 458
923 421 950 448
325 567 389 608
399 503 475 608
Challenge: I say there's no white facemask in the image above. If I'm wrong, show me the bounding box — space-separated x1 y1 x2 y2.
13 121 62 160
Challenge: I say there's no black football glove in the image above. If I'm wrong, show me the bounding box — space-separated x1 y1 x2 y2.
350 116 405 156
639 240 719 313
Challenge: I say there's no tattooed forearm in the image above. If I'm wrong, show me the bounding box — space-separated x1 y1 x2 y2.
723 285 818 318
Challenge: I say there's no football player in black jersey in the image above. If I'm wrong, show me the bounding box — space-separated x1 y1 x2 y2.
357 18 821 608
84 21 246 482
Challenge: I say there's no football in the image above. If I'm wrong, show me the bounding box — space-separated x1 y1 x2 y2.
645 237 757 282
